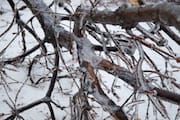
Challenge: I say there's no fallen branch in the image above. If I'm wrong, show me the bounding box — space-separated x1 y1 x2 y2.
81 2 180 30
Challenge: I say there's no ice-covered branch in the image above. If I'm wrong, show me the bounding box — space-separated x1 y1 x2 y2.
76 2 180 30
82 61 128 120
22 0 73 49
73 6 128 119
97 59 180 105
136 41 168 118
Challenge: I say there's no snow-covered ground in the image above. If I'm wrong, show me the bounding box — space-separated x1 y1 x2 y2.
0 0 180 120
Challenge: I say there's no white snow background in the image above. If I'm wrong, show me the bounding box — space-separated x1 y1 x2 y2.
0 0 180 120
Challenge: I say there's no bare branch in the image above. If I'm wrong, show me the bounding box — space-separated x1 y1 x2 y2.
76 2 180 30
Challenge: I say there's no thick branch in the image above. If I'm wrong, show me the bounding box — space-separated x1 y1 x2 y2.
81 2 180 30
160 25 180 45
154 87 180 104
22 0 72 49
45 47 59 97
98 59 180 105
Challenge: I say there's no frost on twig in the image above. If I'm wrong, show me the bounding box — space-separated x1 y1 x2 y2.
82 61 128 120
113 34 137 56
136 24 168 47
71 89 91 120
136 41 169 118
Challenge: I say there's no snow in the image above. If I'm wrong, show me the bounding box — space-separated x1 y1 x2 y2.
0 0 180 120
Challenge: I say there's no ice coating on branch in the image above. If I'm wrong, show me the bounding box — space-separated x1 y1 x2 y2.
136 42 168 118
114 34 137 56
79 37 102 67
85 79 120 112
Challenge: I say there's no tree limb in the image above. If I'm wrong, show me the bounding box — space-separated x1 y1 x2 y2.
97 59 180 105
76 2 180 30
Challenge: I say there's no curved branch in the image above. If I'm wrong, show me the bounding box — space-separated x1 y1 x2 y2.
5 99 43 120
4 43 42 64
97 59 180 105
